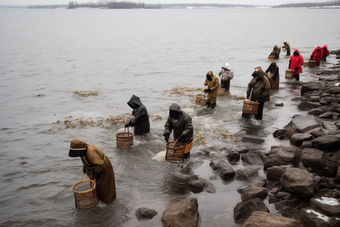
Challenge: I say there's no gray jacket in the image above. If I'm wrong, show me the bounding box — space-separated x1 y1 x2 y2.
128 95 150 136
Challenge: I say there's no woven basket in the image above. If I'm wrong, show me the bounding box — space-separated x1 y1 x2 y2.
242 100 259 115
116 127 133 149
285 69 295 80
195 92 208 106
165 140 185 164
72 173 99 210
217 87 225 96
303 59 309 67
308 60 316 68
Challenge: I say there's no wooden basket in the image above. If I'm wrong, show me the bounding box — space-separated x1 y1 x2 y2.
195 92 208 106
303 59 309 67
72 173 99 210
217 87 225 96
308 60 316 68
242 100 259 115
285 69 294 80
165 140 186 164
116 127 133 149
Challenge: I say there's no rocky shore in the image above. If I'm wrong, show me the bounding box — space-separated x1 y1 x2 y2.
135 50 340 227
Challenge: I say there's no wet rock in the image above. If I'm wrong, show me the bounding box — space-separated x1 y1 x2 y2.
335 166 340 184
301 140 313 149
161 197 198 227
318 182 335 190
319 75 340 81
312 135 340 150
328 86 340 94
209 159 235 180
301 83 321 96
235 166 259 181
280 168 315 198
242 211 300 227
241 150 266 165
319 111 333 119
240 187 268 202
236 148 249 154
297 102 322 111
309 96 320 102
135 207 158 219
250 177 266 187
290 133 313 146
299 208 338 227
291 97 307 102
300 148 337 177
188 176 216 194
264 147 300 170
275 192 293 200
308 108 324 115
336 122 340 129
233 198 269 224
273 129 287 138
284 114 320 132
275 199 309 219
226 152 240 164
275 103 284 106
266 165 293 181
280 128 300 140
241 135 265 144
310 128 326 138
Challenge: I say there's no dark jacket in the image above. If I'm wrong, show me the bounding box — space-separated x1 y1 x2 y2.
128 95 150 136
164 103 194 145
247 68 271 102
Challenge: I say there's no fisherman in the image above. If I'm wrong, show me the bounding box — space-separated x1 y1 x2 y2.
69 138 116 203
282 42 291 56
265 62 279 90
268 45 281 59
321 45 329 61
310 46 323 66
125 95 150 136
163 103 194 159
245 68 271 120
204 71 220 109
289 49 304 81
218 62 234 92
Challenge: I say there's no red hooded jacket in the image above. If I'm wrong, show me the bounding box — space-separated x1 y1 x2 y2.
289 49 304 74
312 46 323 66
321 45 329 59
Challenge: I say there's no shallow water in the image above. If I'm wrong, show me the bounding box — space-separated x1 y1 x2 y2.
0 7 339 227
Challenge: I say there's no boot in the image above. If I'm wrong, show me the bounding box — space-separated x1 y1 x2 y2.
206 102 211 108
210 103 216 109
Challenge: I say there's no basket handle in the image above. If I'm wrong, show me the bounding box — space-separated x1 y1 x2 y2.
123 127 129 137
172 139 178 148
81 172 84 181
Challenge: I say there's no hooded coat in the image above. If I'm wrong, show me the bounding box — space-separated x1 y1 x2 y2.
269 45 281 59
127 95 150 136
311 46 323 66
247 68 271 102
164 103 194 146
282 42 290 55
204 71 220 104
321 45 329 60
289 49 304 75
265 62 279 90
70 138 116 203
219 63 234 90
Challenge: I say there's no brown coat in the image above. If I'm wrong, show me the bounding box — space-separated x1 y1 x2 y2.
73 139 116 203
247 69 271 102
204 74 220 104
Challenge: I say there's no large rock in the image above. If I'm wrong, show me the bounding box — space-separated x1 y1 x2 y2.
299 208 338 227
310 197 340 217
328 86 340 94
233 198 269 224
241 135 265 144
280 168 315 198
240 187 268 202
236 166 259 181
290 133 313 146
241 150 266 165
226 152 240 164
312 135 340 150
188 176 216 193
297 102 321 111
284 114 320 132
242 211 301 227
300 148 337 177
135 207 158 219
301 82 321 96
161 197 198 227
266 165 293 181
274 199 309 219
209 159 235 180
264 147 300 170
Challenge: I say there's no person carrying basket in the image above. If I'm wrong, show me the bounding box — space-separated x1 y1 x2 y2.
204 71 220 109
125 95 150 136
69 138 116 204
163 103 194 159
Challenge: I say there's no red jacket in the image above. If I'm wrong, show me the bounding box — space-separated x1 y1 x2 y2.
289 49 304 74
321 45 329 59
311 46 323 66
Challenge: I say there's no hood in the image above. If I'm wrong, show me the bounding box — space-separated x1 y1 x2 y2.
169 103 183 113
222 62 231 70
69 138 87 157
323 45 327 49
127 94 142 106
294 49 300 54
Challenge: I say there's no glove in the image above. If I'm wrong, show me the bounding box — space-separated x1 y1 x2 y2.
124 122 130 127
295 67 299 71
310 55 313 60
94 172 100 180
246 91 251 99
83 165 86 174
204 88 211 93
177 133 184 141
163 132 170 142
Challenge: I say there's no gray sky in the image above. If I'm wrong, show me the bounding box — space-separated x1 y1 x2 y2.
0 0 333 6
